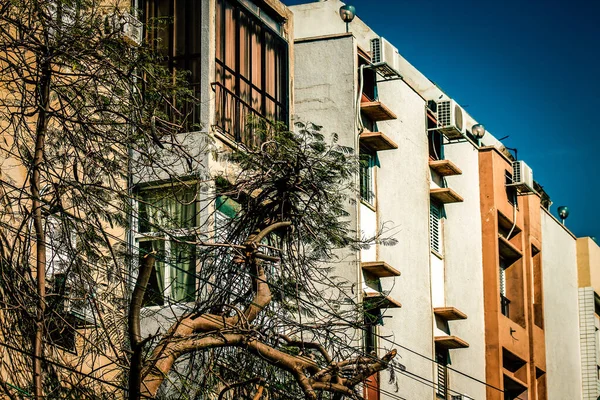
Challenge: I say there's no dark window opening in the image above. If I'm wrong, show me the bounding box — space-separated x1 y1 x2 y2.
505 170 517 206
499 258 510 318
46 276 77 352
214 0 288 147
143 0 203 130
429 130 444 161
359 57 377 102
364 309 380 355
500 293 511 318
47 317 76 353
360 149 375 204
436 348 449 399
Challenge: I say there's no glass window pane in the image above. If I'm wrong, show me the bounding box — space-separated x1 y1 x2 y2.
138 186 197 232
170 239 196 302
140 240 166 306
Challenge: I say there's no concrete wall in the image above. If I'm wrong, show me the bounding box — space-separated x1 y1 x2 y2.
291 2 488 399
443 141 487 400
293 34 363 312
375 72 433 400
542 210 582 399
578 237 600 291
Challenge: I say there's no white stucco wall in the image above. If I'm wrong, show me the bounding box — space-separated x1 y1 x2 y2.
374 76 433 400
541 210 582 399
360 204 377 262
442 141 487 400
291 2 490 398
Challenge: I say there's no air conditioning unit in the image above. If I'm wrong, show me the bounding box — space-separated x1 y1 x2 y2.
509 160 535 194
107 12 143 46
436 99 466 140
370 37 401 78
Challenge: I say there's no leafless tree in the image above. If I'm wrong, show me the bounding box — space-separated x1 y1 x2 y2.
0 0 399 399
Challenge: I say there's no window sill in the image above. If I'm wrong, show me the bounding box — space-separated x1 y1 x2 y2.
141 302 195 313
431 249 444 260
360 199 376 212
213 126 246 151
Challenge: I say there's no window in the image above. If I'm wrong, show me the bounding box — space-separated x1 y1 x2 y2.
364 309 380 355
505 170 517 206
45 216 93 351
359 56 376 102
430 203 442 254
137 185 198 306
428 130 444 161
436 348 449 399
499 258 510 318
364 309 381 400
45 215 77 277
214 0 288 146
143 0 203 128
360 149 375 204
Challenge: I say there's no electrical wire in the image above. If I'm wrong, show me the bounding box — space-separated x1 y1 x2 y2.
0 219 478 400
0 180 521 399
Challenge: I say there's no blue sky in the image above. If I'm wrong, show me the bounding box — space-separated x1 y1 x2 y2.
282 0 599 240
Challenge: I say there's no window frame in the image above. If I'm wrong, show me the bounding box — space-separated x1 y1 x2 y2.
505 170 518 207
430 202 443 255
142 0 204 128
360 148 376 205
134 184 200 307
499 257 511 318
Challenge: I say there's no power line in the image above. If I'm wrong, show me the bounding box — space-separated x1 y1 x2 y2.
0 180 515 399
0 221 471 400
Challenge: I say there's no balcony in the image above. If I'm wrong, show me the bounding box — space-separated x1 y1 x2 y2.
498 235 522 263
430 188 463 204
434 335 469 349
361 261 401 278
429 160 462 177
364 291 402 309
360 101 397 122
433 307 467 321
359 131 398 151
212 82 283 148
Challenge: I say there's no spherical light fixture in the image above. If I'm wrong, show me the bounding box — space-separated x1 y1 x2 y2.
471 124 486 139
557 206 569 225
339 5 356 32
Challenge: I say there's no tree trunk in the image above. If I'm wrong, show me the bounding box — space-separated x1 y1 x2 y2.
31 54 51 400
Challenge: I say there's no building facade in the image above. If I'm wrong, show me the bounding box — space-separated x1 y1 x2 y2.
0 0 591 398
577 236 600 400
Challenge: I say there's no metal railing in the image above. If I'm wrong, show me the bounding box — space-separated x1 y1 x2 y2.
212 82 276 148
500 295 511 318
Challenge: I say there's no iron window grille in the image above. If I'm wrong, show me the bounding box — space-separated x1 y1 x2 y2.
214 0 288 147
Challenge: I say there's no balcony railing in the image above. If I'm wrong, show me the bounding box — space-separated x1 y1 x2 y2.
500 295 511 318
212 82 278 148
